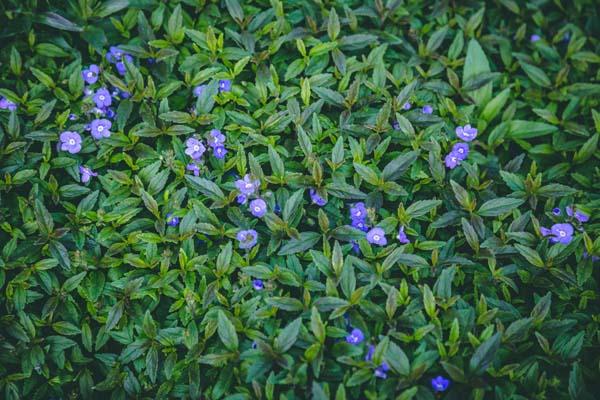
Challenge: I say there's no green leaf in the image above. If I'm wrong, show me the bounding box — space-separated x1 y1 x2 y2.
274 318 302 353
477 197 524 217
217 310 239 351
463 39 492 105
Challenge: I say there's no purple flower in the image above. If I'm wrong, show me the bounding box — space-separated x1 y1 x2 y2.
392 121 400 130
68 114 78 121
105 108 116 119
79 166 97 183
249 199 267 218
552 207 561 216
566 206 589 223
397 226 410 244
187 163 200 176
237 194 248 205
455 124 478 141
84 87 94 96
431 376 450 392
365 344 375 362
236 175 260 196
0 97 17 111
93 88 112 108
402 102 411 110
352 218 369 232
350 202 367 220
422 105 433 114
310 188 327 206
237 229 258 249
583 251 600 263
106 46 125 63
115 55 133 76
213 146 228 159
59 131 82 154
345 328 364 345
166 213 180 227
185 138 206 160
366 227 387 246
208 129 226 148
219 79 232 92
90 119 112 140
251 341 258 349
351 240 361 254
252 279 264 290
452 142 469 160
444 152 461 169
82 64 100 84
374 362 390 379
193 85 207 97
541 223 574 245
530 34 541 43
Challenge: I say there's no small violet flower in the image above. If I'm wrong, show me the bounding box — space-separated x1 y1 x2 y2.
350 202 367 220
566 206 589 223
455 124 478 141
90 118 112 140
252 279 264 290
351 240 361 255
540 223 574 245
402 102 412 110
0 97 17 111
397 226 410 244
208 129 226 148
552 207 561 216
444 152 461 169
366 227 387 246
452 142 469 160
186 163 200 176
82 64 100 84
310 188 327 206
219 79 232 92
79 166 97 183
115 55 133 76
60 131 82 154
213 146 228 159
352 218 369 232
530 34 541 42
185 138 206 160
93 88 112 109
422 105 433 114
345 328 364 345
237 229 258 249
365 344 375 362
166 213 180 227
237 194 248 205
236 174 260 196
249 199 267 218
374 362 390 379
431 376 450 392
392 121 400 130
68 113 78 121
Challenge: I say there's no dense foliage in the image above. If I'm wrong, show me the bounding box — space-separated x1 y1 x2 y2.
1 0 600 398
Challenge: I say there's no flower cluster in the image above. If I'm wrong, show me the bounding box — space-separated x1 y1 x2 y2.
445 124 477 169
540 205 590 245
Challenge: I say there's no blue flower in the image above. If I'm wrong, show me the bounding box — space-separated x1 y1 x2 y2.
249 199 267 218
374 362 390 379
366 227 387 246
345 328 364 345
397 226 410 244
219 79 232 92
252 279 264 290
166 213 180 227
422 105 433 114
237 229 258 249
365 344 375 361
431 375 450 392
310 188 327 206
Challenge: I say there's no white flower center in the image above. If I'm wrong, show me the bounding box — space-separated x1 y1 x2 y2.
98 126 104 132
373 235 380 241
452 157 457 162
193 145 200 151
458 148 464 153
87 72 93 77
99 95 105 101
356 211 361 216
69 139 75 145
559 231 566 237
254 207 261 212
245 183 253 189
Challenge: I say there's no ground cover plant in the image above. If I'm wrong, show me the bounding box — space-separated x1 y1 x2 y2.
0 0 599 398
